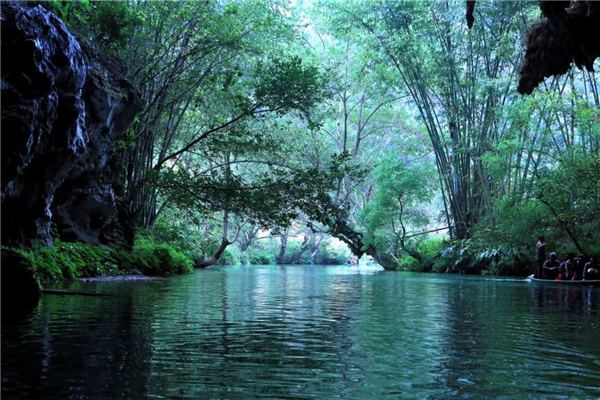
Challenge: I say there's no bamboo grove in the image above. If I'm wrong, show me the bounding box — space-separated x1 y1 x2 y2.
45 0 600 271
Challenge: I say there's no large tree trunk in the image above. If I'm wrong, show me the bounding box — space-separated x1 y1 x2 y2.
194 237 231 268
276 229 290 264
330 217 368 257
330 216 401 270
288 234 310 264
309 233 326 264
194 210 231 268
239 226 260 252
370 248 399 270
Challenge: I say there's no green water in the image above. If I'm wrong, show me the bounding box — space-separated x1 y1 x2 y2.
2 265 600 399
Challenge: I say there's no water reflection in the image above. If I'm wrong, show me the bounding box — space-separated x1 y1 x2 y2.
2 289 156 399
2 267 599 399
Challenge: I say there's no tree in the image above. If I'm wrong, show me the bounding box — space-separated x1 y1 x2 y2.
361 153 436 267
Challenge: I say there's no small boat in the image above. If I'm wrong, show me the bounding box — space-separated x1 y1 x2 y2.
527 275 600 287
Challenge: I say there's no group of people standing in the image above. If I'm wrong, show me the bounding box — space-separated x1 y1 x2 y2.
535 236 599 280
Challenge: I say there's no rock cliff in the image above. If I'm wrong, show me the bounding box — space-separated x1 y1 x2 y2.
1 2 140 248
518 1 600 94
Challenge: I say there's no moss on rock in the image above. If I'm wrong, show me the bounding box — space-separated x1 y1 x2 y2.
5 239 194 282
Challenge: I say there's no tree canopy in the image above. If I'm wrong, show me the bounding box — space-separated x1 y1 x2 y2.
44 0 600 272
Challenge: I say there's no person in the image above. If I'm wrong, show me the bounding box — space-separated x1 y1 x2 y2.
541 252 560 280
558 253 575 280
583 257 599 280
535 235 546 278
572 254 586 280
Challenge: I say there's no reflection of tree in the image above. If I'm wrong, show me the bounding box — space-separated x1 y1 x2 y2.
1 283 159 399
433 283 488 396
167 265 365 398
7 270 598 399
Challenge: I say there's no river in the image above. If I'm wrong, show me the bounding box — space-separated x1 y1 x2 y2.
2 265 600 399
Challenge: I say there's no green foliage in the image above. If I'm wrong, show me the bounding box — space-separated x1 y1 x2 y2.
245 251 276 265
282 240 313 264
13 241 122 281
36 0 599 276
138 221 205 257
130 238 194 275
86 1 138 50
217 247 242 266
157 152 354 231
360 152 436 262
431 239 532 276
394 255 418 271
401 237 446 271
477 153 600 262
9 238 193 281
42 1 90 25
377 234 534 276
239 234 280 265
42 1 138 52
255 56 328 118
314 240 352 265
533 155 600 240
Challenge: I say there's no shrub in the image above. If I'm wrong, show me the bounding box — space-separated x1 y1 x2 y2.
293 251 313 265
131 238 194 275
138 222 205 258
246 251 276 265
217 247 242 266
9 238 194 281
396 254 419 271
14 241 122 281
282 241 314 264
431 238 531 276
314 240 352 265
390 237 446 272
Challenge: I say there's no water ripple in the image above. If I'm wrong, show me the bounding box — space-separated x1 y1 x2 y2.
3 266 600 399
